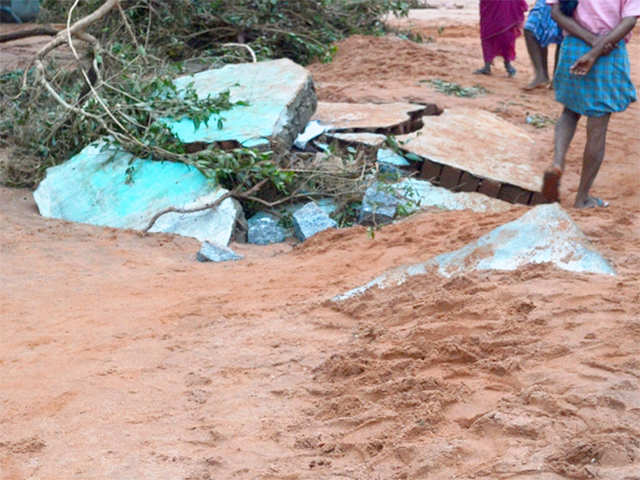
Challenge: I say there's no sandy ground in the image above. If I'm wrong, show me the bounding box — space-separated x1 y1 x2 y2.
2 4 640 480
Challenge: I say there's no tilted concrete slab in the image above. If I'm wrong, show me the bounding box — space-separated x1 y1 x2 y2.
334 204 615 301
312 102 428 132
397 108 543 198
34 140 242 245
165 59 316 149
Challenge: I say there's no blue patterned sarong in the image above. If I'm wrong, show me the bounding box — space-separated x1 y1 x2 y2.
554 36 637 117
524 0 563 47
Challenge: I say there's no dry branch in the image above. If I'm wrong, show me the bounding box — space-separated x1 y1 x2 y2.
0 25 60 43
142 179 269 233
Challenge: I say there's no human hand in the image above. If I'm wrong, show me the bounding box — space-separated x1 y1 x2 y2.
593 35 615 55
570 52 597 75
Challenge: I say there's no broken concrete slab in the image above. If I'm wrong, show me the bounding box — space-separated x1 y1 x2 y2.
326 132 387 148
248 212 289 245
312 102 429 133
294 120 331 150
334 204 615 301
377 148 410 168
359 183 400 225
34 140 242 245
293 202 337 241
394 178 511 214
397 108 543 201
196 241 243 263
166 58 316 149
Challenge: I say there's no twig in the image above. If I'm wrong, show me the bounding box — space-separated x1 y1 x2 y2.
142 178 268 233
116 0 143 56
222 43 257 63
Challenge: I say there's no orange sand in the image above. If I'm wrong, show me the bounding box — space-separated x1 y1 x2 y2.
2 5 640 479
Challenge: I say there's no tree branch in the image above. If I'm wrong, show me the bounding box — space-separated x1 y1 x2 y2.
142 178 269 233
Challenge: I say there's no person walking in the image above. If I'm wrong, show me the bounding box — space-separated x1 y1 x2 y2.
542 0 640 208
523 0 564 89
475 0 529 77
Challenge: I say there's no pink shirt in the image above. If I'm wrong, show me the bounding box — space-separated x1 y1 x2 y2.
547 0 640 36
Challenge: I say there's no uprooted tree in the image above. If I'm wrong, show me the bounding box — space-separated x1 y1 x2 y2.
0 0 410 224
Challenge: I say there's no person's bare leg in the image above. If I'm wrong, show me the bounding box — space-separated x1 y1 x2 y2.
542 107 580 201
575 114 610 208
549 43 561 89
553 107 580 171
524 29 549 88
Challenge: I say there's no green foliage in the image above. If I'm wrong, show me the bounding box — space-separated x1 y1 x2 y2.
2 0 409 189
39 0 410 65
0 62 245 186
423 79 488 98
525 113 556 129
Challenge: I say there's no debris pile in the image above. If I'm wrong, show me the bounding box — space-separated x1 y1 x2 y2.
30 58 588 267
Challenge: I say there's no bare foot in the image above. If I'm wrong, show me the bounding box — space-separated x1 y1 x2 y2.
574 196 609 209
474 66 491 75
542 166 562 203
523 77 550 90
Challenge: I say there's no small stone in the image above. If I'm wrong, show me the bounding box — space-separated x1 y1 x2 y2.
247 212 289 245
292 202 337 241
359 183 400 225
377 149 410 179
196 242 243 263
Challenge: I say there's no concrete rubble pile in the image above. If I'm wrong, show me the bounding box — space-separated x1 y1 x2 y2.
34 59 319 259
32 58 610 273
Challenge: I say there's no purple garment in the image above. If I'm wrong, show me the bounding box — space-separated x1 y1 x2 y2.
480 0 528 63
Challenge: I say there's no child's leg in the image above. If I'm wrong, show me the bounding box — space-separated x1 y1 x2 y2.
524 29 549 88
542 107 580 201
553 107 580 171
575 114 611 208
504 59 517 77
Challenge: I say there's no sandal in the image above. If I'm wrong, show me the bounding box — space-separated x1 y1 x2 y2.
577 196 609 209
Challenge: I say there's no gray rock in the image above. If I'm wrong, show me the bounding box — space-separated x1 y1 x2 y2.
33 140 242 245
248 212 289 245
359 183 400 225
196 242 243 263
164 59 317 149
334 204 615 302
292 202 337 241
377 148 410 167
